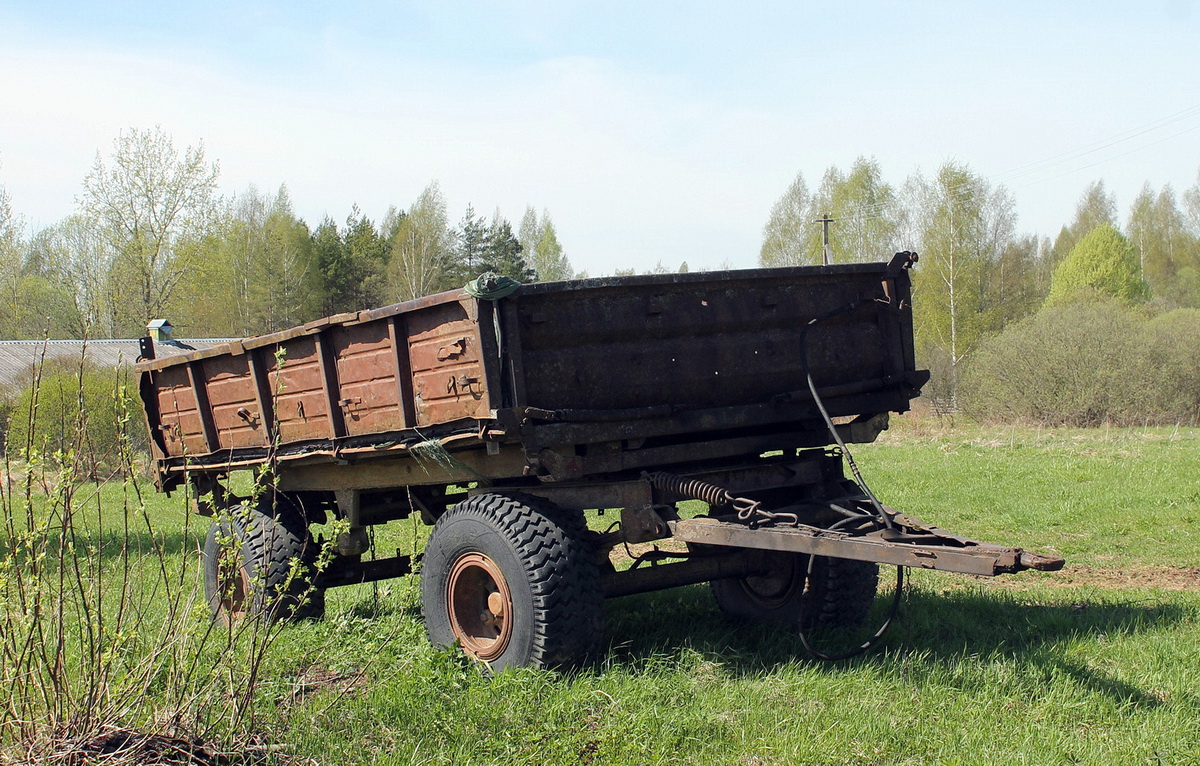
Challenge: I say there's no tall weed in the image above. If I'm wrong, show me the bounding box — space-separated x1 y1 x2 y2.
0 358 317 761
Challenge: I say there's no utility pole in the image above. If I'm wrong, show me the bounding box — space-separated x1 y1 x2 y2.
816 214 834 265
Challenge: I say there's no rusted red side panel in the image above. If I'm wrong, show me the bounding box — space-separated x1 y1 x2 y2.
152 364 208 456
330 322 407 436
202 354 265 449
267 336 332 444
408 300 491 426
137 291 499 466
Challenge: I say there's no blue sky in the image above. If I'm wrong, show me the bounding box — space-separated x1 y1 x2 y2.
2 1 1198 274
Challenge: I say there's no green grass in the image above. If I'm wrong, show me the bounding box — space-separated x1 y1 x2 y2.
857 421 1200 568
4 422 1200 765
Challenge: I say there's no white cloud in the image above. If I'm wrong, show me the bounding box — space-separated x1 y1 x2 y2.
2 6 1200 277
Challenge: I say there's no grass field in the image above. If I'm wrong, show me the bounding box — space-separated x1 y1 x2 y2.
3 421 1200 765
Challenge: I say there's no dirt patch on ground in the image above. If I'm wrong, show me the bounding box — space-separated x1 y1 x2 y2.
32 726 295 765
1040 564 1200 591
936 564 1200 595
279 664 368 706
963 563 1200 592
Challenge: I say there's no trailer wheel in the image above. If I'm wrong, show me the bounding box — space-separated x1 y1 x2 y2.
711 551 877 630
420 492 603 670
203 495 325 624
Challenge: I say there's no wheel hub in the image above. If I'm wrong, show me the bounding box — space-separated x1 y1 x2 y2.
446 552 514 661
740 551 805 609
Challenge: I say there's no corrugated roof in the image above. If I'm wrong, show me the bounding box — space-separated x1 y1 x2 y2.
0 339 236 394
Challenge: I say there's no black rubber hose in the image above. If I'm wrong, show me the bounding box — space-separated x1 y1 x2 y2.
797 301 895 530
794 299 907 660
797 563 905 662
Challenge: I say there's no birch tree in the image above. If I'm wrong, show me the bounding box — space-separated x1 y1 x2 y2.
1127 183 1197 307
907 162 1015 399
517 206 573 282
759 172 817 266
831 157 899 263
0 180 23 336
389 182 453 301
79 127 221 336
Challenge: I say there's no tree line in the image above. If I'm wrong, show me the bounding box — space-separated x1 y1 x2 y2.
3 129 1199 424
0 127 576 340
759 157 1200 410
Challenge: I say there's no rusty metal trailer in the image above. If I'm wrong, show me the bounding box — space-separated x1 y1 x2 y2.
136 253 1062 668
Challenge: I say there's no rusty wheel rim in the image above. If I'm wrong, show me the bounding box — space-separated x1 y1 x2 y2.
446 552 514 662
216 546 252 620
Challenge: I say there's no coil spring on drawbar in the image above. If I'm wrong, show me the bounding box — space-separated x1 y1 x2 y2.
641 471 786 526
643 471 732 507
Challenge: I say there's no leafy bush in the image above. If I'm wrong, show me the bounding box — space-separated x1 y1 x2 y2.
3 361 138 471
961 297 1198 426
1046 223 1149 306
1142 309 1200 423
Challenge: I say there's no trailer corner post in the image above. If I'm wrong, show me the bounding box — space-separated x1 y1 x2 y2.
334 489 370 556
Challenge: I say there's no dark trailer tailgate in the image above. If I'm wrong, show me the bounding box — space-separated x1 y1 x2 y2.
498 259 926 457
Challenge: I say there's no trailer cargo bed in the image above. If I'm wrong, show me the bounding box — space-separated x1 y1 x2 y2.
139 258 926 488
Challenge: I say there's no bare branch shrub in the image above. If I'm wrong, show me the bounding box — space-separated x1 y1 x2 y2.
961 296 1199 426
0 359 328 761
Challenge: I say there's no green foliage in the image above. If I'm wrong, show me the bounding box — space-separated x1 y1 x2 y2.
0 180 26 337
3 273 82 339
482 216 536 284
961 298 1198 425
310 215 345 315
760 157 899 268
518 206 574 282
1127 182 1200 308
908 161 1016 400
759 171 815 266
1047 223 1149 305
980 233 1047 331
4 363 138 468
534 220 571 281
1050 180 1118 266
189 185 319 336
817 156 900 263
445 204 490 287
1143 309 1200 421
389 181 454 301
304 207 387 316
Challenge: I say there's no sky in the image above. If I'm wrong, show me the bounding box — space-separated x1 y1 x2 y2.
1 0 1198 275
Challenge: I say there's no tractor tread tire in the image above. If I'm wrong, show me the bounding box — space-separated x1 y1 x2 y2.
420 492 602 670
203 494 324 623
711 552 877 630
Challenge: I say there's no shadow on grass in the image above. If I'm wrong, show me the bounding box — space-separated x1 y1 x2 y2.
602 580 1195 708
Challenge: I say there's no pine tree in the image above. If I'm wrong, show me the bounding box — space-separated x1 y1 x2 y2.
311 216 346 316
446 204 491 287
482 214 535 283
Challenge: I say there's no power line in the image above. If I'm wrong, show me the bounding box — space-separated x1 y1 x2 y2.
800 104 1200 233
